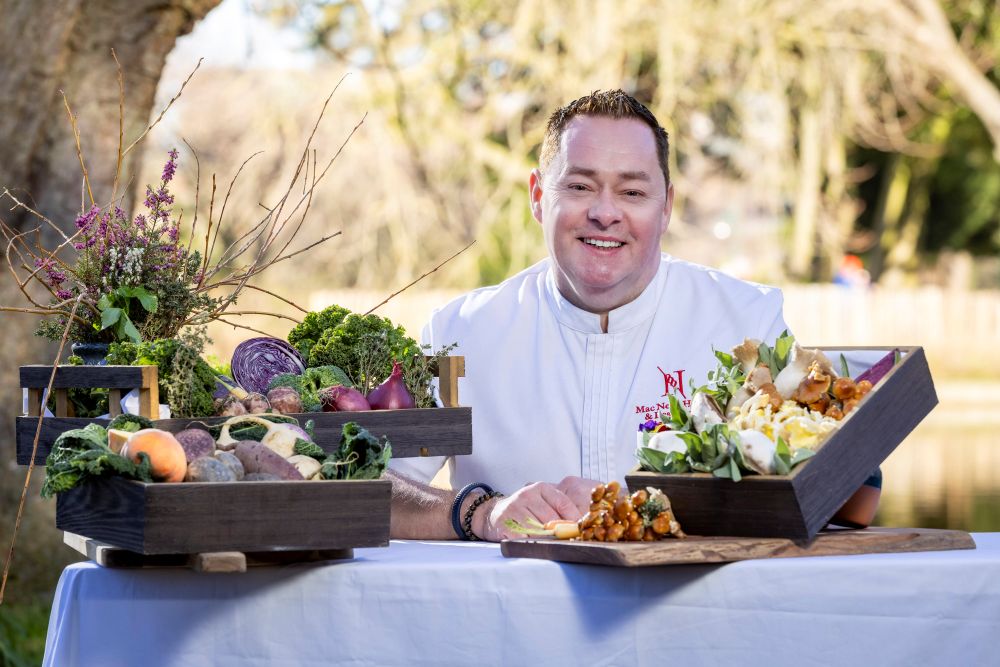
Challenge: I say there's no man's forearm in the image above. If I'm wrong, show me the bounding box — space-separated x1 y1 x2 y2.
385 469 462 540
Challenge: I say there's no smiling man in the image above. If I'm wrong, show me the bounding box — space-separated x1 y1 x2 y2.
388 90 789 541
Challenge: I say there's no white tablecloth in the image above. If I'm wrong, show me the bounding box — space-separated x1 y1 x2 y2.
44 534 1000 666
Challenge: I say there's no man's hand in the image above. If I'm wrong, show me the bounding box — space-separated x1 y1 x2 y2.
474 482 580 542
555 475 605 513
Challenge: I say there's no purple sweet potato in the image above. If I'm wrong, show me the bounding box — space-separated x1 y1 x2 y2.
233 440 304 480
174 428 216 463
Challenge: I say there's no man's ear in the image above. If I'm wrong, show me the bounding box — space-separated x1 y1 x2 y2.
529 169 544 224
661 182 674 236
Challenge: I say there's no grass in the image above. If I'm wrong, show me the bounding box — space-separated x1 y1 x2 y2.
0 597 51 667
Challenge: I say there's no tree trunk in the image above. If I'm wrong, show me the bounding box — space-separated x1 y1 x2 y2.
0 0 221 246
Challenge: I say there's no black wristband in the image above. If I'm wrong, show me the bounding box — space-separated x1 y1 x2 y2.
450 482 494 540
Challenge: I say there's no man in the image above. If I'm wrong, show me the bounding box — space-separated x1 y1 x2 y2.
388 90 788 541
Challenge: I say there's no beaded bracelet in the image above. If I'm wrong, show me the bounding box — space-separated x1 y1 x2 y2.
462 490 504 541
450 482 494 540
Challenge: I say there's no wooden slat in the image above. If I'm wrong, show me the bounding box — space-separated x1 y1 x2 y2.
436 356 465 408
108 389 122 417
19 365 149 389
188 552 246 573
54 389 69 418
56 477 391 555
500 527 976 567
26 389 42 417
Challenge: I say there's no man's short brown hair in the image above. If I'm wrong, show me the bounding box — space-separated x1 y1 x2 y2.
539 90 670 185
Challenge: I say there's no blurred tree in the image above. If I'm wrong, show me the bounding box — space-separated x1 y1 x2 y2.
0 0 222 245
257 0 1000 286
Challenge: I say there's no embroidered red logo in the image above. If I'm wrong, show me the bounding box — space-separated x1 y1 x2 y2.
634 367 690 422
657 367 686 399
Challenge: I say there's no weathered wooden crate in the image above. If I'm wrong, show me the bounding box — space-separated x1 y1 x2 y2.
626 346 937 541
17 357 471 464
56 476 391 555
17 357 470 565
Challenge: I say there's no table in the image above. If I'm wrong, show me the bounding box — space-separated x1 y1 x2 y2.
44 534 1000 666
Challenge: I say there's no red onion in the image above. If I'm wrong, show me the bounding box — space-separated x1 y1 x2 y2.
321 385 371 412
367 360 416 410
231 337 306 395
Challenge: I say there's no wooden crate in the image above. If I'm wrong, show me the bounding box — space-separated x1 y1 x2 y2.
625 346 937 541
17 357 471 464
56 476 391 555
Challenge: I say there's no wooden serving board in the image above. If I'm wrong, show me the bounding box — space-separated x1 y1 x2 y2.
500 527 975 567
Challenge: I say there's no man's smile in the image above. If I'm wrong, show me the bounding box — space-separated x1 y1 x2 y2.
581 237 625 249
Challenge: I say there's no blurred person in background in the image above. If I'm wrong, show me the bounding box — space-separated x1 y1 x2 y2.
387 90 866 541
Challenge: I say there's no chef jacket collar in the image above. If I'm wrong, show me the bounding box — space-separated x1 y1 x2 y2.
544 256 668 334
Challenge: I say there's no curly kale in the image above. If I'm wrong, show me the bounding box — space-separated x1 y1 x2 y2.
41 423 153 498
107 338 218 418
287 304 352 361
306 313 419 393
267 365 352 412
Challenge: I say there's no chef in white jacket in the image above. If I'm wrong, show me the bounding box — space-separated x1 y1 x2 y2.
388 90 788 541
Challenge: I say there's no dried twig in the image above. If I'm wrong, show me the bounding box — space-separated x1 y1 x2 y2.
123 58 203 157
110 48 126 207
364 240 477 315
61 93 95 207
0 296 82 605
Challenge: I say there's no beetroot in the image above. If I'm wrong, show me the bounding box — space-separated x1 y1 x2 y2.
367 360 416 410
321 385 371 412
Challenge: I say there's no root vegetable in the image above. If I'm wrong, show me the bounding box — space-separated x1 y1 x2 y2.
321 385 371 412
244 472 282 481
185 457 237 483
287 454 322 479
366 361 416 410
213 450 245 480
243 393 271 414
121 429 188 483
218 396 247 417
174 428 216 463
234 440 304 480
266 386 303 414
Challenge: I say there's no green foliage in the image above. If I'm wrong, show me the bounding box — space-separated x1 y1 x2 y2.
0 597 51 667
268 365 352 412
106 330 218 418
299 309 420 394
40 423 153 498
107 413 155 433
206 413 299 442
97 286 158 343
319 422 392 480
287 304 352 361
293 438 327 460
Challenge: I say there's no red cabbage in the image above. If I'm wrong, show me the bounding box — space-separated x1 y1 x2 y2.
231 337 306 395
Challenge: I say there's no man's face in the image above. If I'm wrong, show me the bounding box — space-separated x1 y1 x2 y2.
530 115 673 314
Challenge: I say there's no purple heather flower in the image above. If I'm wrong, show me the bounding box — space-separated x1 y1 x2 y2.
56 289 74 300
162 149 179 182
134 214 146 229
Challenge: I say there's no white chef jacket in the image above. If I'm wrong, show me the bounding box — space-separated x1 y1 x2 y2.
390 253 788 492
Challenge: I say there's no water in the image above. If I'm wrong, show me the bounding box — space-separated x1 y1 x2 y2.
873 381 1000 532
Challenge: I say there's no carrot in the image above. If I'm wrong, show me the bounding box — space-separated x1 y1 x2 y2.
544 519 578 531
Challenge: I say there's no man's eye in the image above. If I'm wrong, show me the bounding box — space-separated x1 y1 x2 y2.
568 183 589 191
624 190 644 198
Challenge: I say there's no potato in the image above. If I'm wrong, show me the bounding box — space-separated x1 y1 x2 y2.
185 457 237 483
233 440 304 480
213 450 245 481
174 428 216 463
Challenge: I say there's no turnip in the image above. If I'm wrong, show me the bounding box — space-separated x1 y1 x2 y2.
214 415 316 459
267 386 302 414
